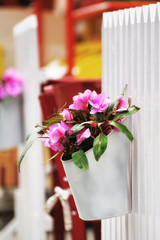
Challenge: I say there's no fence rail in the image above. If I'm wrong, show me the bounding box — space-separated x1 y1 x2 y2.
102 3 160 240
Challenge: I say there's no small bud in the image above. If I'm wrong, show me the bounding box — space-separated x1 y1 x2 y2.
91 121 97 127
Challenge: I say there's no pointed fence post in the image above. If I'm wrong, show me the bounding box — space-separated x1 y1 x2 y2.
13 15 46 240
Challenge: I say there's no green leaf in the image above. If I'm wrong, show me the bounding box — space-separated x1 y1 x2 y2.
113 105 140 122
25 124 48 141
35 124 48 129
58 102 67 113
95 112 105 121
93 133 108 161
18 138 38 172
69 109 89 115
42 115 63 126
26 131 34 141
65 120 76 124
25 128 40 141
110 121 134 142
71 124 85 132
69 109 89 120
121 84 128 95
115 107 127 113
72 149 89 170
106 85 128 112
71 121 93 132
107 98 119 112
45 151 62 163
98 122 103 127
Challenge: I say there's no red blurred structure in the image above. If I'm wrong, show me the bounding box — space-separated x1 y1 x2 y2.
33 0 156 71
65 0 156 74
33 0 44 66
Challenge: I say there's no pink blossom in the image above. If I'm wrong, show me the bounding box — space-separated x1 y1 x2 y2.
113 98 126 132
0 82 7 100
41 132 51 148
89 92 111 114
69 89 97 110
2 67 23 97
114 97 127 130
76 128 91 145
61 109 72 121
42 121 73 152
117 97 127 110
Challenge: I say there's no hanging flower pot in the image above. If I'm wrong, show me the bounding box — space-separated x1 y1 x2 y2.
0 67 24 150
19 87 140 220
0 96 23 150
62 129 131 220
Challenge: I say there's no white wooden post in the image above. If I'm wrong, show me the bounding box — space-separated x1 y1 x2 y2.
102 3 160 240
13 15 46 240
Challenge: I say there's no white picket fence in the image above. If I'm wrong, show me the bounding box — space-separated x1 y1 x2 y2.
13 15 46 240
102 3 160 240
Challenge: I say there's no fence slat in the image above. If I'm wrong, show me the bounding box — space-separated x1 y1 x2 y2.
102 3 160 240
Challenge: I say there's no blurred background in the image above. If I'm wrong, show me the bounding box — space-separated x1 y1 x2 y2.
0 0 157 240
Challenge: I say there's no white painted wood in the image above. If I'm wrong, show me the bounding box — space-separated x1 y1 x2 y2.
13 15 46 240
102 3 160 240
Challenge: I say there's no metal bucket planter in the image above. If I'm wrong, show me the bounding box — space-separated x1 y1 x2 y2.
0 96 23 150
62 130 132 220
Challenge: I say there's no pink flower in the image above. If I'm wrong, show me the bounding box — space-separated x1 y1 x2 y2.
61 109 72 121
42 121 73 152
41 132 51 148
113 98 127 132
0 82 7 100
76 128 91 145
2 67 23 97
69 89 97 110
89 92 111 114
117 97 127 110
113 97 127 131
